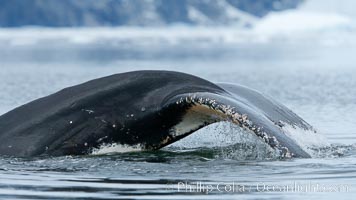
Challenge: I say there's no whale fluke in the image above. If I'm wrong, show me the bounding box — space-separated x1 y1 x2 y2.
0 70 313 158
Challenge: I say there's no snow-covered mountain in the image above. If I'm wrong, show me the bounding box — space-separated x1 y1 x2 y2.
0 0 302 27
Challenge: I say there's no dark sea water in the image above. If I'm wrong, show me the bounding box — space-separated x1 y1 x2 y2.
1 4 356 198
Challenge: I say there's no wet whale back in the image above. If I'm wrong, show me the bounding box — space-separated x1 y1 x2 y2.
0 71 223 156
0 70 313 158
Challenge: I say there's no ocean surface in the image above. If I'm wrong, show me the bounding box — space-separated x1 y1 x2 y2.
1 1 356 199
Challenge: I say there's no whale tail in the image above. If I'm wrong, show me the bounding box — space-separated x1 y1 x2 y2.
158 84 313 158
0 71 315 157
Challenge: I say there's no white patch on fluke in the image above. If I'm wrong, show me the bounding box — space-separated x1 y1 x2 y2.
91 143 143 155
170 104 225 137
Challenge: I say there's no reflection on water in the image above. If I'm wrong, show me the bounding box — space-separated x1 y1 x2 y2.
0 146 356 199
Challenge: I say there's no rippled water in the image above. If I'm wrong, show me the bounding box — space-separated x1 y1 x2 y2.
1 3 356 198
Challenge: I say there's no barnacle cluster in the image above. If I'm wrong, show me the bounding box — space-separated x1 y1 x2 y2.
175 94 292 158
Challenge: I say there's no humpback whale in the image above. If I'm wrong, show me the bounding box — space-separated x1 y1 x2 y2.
0 70 314 158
